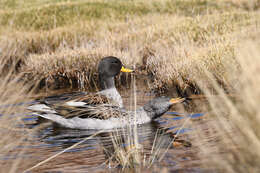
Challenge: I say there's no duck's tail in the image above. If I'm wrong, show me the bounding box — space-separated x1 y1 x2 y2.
28 103 56 113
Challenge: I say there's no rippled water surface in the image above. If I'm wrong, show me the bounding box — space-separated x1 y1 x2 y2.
0 88 217 173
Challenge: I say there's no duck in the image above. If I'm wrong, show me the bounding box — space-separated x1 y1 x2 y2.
30 96 185 130
29 56 133 112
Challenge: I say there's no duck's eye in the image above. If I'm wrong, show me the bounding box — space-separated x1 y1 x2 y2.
111 61 119 64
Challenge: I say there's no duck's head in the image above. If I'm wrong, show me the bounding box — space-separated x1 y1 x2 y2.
98 56 133 89
98 56 133 77
143 96 185 119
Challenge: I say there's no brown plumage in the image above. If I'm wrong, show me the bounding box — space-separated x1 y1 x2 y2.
43 93 124 119
71 93 110 105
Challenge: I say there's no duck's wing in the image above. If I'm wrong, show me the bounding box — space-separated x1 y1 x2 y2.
28 92 102 114
48 104 126 120
69 93 110 105
30 92 126 120
43 93 126 120
37 91 112 106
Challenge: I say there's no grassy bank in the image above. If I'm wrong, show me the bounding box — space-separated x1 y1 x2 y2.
0 0 259 94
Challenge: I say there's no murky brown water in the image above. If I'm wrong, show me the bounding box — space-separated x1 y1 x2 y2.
0 86 219 173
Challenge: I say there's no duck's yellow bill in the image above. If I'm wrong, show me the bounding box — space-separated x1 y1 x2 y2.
170 98 185 104
121 66 133 73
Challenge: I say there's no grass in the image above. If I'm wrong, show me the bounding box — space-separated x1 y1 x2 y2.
0 0 238 31
4 10 257 93
0 0 260 172
193 40 260 172
0 0 259 94
0 57 35 172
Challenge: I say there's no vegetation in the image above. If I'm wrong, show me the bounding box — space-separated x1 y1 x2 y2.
0 0 258 93
195 41 260 173
0 0 259 172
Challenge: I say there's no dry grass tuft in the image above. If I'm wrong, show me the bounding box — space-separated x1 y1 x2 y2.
107 127 174 170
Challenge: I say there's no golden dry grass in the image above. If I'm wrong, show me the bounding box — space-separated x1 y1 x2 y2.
0 0 258 93
0 0 260 172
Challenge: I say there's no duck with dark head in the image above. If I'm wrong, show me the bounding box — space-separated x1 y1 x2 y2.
28 56 133 114
97 56 133 108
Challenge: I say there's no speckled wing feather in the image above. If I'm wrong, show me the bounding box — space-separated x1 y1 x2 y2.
48 104 126 120
71 93 110 105
39 92 110 106
77 104 127 119
44 93 125 120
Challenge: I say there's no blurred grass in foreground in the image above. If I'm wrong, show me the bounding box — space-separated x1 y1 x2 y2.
194 41 260 172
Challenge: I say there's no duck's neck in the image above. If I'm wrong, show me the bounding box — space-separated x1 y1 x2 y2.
99 75 115 90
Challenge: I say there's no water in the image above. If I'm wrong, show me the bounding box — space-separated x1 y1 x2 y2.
0 89 213 172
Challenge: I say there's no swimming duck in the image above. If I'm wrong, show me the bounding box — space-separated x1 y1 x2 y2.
30 96 185 130
29 56 133 111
